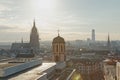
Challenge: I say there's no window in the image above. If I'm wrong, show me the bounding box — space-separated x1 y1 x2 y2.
61 45 63 52
56 44 58 52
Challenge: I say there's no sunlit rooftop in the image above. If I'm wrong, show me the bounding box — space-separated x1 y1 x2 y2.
9 62 56 80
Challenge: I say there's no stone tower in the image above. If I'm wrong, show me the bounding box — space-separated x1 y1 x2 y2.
30 20 40 52
52 31 65 62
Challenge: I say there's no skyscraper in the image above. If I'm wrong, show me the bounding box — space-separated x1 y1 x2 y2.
92 29 95 42
107 34 111 52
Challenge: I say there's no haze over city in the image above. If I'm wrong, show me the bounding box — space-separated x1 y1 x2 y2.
0 0 120 42
1 1 120 80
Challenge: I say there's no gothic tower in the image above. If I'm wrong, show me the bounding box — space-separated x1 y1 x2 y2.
52 31 65 62
30 20 40 52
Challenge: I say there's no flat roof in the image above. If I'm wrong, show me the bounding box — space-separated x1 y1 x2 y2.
0 63 21 69
0 58 41 69
9 62 56 80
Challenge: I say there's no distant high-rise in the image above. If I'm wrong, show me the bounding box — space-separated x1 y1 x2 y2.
92 29 95 42
107 34 111 51
30 20 40 51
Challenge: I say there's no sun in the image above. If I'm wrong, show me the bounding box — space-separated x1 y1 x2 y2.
38 0 52 9
30 0 56 29
30 0 56 17
32 0 54 10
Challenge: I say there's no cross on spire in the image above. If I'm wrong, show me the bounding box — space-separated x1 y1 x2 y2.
57 29 60 36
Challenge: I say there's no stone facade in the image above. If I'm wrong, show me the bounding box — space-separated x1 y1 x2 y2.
52 34 65 62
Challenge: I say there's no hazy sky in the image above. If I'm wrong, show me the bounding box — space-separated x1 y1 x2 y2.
0 0 120 42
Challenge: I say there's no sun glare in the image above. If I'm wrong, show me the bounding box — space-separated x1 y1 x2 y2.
32 0 55 11
37 0 52 9
30 0 56 29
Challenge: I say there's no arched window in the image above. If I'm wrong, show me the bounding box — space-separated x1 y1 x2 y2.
56 44 58 52
61 45 63 52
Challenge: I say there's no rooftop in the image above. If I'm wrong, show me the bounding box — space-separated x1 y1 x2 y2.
9 62 56 80
0 63 20 69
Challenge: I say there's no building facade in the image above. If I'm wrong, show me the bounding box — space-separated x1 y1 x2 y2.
103 59 116 80
52 33 65 62
116 62 120 80
67 54 104 80
11 20 40 54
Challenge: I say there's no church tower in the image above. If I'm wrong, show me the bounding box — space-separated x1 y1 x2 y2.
30 20 40 52
52 31 65 62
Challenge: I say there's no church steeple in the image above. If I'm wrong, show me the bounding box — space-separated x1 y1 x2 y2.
107 33 110 47
30 20 40 53
32 19 37 32
33 19 36 27
52 30 66 62
21 37 23 43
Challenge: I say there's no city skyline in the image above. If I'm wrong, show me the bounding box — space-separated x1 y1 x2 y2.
0 0 120 42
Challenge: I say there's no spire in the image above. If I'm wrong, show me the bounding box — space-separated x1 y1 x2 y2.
108 33 110 45
30 19 40 51
21 37 23 43
33 19 36 27
31 19 37 32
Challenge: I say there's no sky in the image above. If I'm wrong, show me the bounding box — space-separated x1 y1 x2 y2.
0 0 120 42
